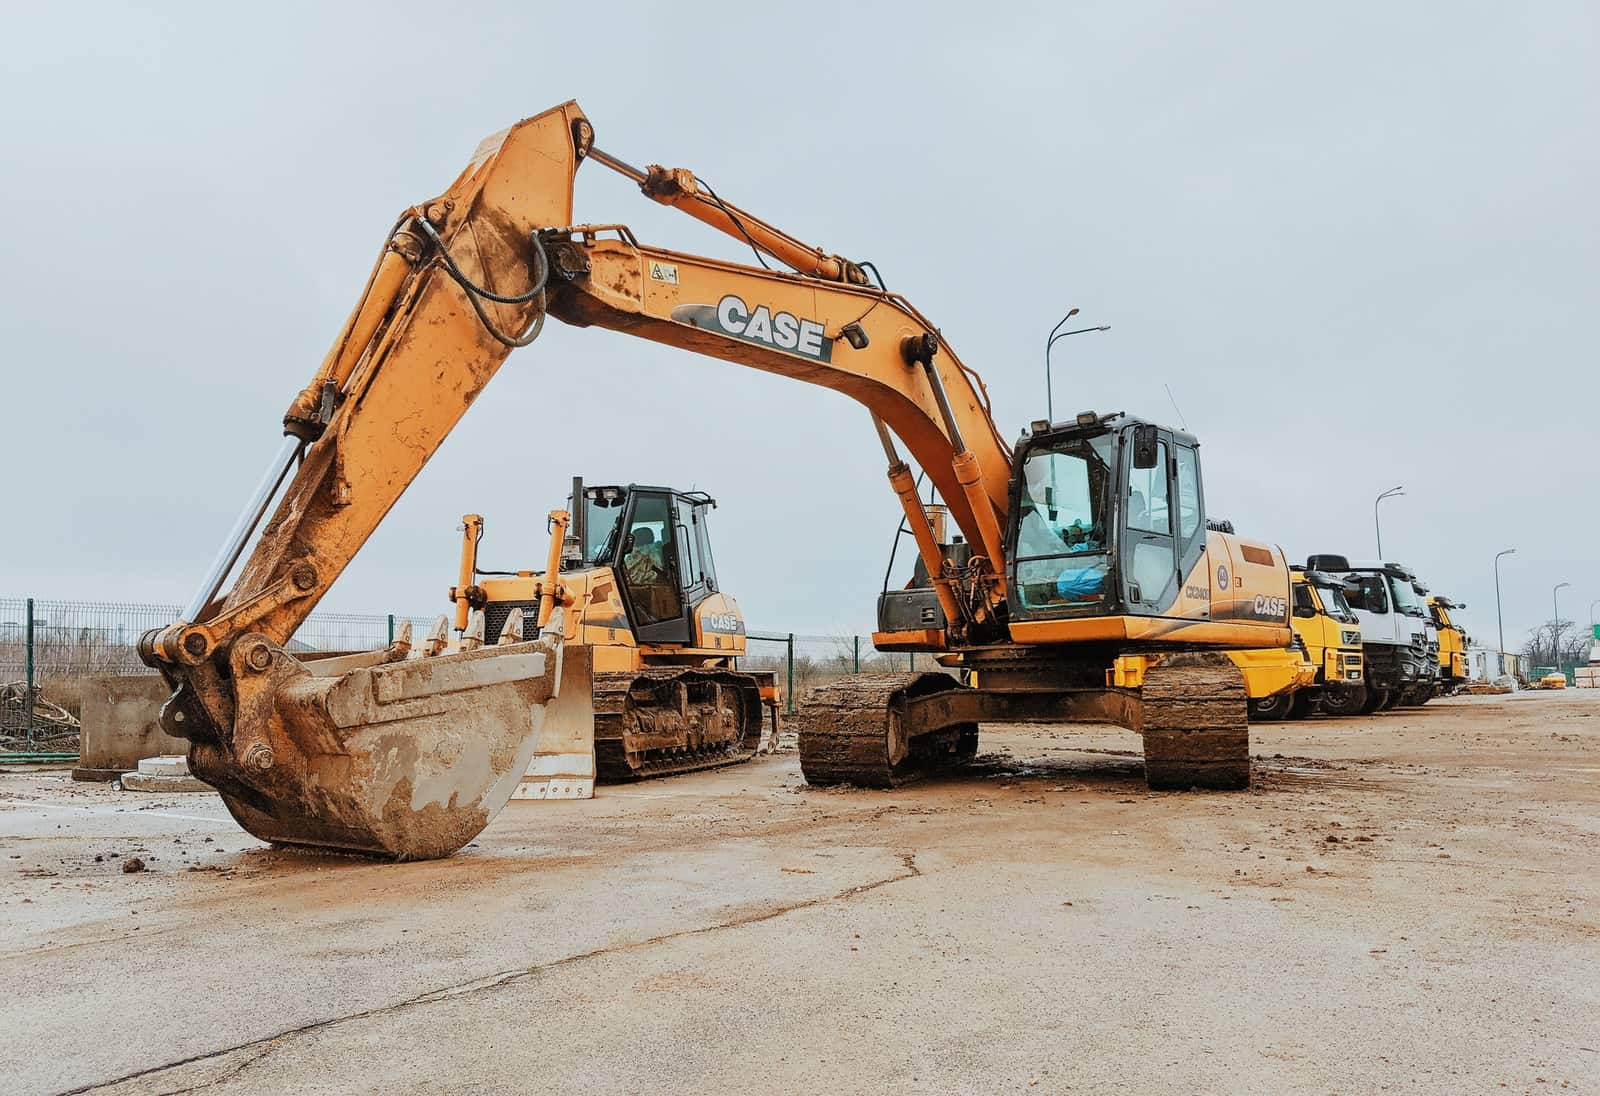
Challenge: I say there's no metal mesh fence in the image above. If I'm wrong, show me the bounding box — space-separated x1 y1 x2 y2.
743 632 954 713
0 598 438 683
0 596 947 752
0 598 441 755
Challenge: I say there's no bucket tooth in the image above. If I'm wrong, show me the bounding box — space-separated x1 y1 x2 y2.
460 609 485 651
498 606 526 645
423 615 450 657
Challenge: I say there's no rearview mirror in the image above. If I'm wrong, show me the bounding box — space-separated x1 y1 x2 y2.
1131 424 1159 469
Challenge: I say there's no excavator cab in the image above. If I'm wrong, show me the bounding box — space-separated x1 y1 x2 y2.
881 410 1288 650
1008 413 1215 625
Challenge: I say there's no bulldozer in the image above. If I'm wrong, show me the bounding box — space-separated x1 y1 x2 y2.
448 478 779 782
141 100 1297 860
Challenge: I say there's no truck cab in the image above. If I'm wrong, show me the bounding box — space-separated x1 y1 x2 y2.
1428 596 1470 695
1305 555 1434 713
1288 568 1365 716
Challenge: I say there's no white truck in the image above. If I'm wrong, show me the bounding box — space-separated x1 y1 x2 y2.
1305 555 1436 713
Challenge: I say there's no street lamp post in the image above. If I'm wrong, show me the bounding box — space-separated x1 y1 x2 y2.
1044 308 1111 423
1374 486 1404 558
1553 581 1571 670
1494 548 1515 669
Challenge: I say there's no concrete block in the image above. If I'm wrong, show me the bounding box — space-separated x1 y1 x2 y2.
71 676 184 780
122 753 213 793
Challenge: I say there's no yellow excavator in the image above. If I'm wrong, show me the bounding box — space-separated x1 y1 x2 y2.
141 101 1294 860
449 478 779 780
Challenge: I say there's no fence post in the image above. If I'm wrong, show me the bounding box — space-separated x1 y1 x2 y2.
24 597 36 749
387 613 395 647
786 633 795 715
853 634 860 673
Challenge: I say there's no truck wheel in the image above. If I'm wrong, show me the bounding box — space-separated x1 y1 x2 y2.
1320 685 1365 717
1247 693 1291 722
1287 690 1313 720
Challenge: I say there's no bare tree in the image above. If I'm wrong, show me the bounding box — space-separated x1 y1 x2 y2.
1519 618 1595 672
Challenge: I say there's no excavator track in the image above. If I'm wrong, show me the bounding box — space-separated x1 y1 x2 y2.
592 668 764 780
797 673 977 788
1138 651 1251 790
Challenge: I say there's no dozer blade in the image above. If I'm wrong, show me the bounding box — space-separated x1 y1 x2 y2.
511 644 596 800
178 630 574 860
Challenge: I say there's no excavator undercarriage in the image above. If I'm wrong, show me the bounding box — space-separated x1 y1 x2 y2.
797 651 1249 791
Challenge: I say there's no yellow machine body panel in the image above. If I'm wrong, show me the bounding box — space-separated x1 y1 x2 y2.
1225 647 1316 699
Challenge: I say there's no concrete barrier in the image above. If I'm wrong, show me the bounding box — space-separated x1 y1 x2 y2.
71 676 184 781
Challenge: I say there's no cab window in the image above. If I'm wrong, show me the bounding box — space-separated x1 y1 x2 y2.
676 503 701 587
1344 576 1388 614
1127 441 1170 534
1013 436 1113 611
1175 445 1200 540
693 505 718 591
622 494 681 624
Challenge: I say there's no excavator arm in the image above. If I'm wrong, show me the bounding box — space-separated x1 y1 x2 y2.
142 100 1016 859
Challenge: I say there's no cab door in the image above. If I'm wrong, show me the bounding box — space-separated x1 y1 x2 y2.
615 489 692 644
1121 431 1180 613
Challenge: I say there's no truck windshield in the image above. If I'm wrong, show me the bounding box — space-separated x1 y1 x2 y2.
1317 583 1359 624
1014 434 1113 610
1389 576 1424 616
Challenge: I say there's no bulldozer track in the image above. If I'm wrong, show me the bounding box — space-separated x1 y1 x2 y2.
1138 652 1251 790
592 668 763 781
796 673 977 788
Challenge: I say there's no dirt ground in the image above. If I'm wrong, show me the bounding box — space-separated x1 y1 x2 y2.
2 690 1596 1095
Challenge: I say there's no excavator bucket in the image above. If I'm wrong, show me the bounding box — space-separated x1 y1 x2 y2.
174 620 586 860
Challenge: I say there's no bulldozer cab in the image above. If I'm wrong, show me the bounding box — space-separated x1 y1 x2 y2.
582 482 721 646
1007 413 1207 623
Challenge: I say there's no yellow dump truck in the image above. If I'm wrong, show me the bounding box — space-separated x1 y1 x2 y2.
1427 596 1470 696
1281 568 1365 718
1241 572 1356 716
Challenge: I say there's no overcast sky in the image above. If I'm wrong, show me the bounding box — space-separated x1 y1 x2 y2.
3 2 1596 650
